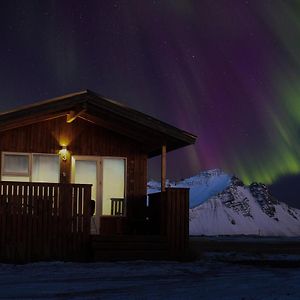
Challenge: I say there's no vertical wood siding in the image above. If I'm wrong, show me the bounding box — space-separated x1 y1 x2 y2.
148 188 189 259
0 116 148 220
0 181 91 262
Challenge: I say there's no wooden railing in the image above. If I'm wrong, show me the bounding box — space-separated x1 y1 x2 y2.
148 188 189 259
110 198 124 216
0 181 92 263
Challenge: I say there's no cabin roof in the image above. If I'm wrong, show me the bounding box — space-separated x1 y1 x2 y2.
0 90 197 157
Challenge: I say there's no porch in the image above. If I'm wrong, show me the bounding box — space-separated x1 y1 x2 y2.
0 181 91 263
92 188 190 261
0 181 189 263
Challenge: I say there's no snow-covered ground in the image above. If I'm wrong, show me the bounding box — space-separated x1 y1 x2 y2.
0 258 300 299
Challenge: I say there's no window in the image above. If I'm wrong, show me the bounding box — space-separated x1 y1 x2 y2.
2 153 30 176
102 158 126 215
2 153 30 182
1 152 60 183
32 154 60 183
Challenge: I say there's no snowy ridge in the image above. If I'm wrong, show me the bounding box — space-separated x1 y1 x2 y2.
147 170 300 237
148 169 232 208
190 183 300 236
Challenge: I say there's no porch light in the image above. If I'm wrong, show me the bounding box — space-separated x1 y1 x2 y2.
59 146 68 161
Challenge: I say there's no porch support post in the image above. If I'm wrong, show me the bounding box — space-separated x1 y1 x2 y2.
161 144 166 192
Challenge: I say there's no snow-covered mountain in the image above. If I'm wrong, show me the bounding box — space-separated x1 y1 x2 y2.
147 170 300 237
148 169 232 208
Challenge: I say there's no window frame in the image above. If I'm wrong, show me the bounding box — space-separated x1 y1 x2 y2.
1 152 31 177
31 153 60 183
101 156 127 217
71 155 127 217
1 152 60 183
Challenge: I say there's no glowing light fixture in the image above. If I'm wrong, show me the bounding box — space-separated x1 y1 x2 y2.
59 146 68 161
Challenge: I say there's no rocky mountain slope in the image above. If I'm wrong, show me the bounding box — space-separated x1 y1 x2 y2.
148 170 300 236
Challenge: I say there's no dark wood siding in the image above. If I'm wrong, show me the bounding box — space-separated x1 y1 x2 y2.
0 116 147 219
148 188 189 259
0 181 91 262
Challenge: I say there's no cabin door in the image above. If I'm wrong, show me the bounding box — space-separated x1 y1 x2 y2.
72 156 126 234
72 156 100 234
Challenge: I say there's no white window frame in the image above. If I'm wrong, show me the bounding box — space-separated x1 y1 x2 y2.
1 152 60 182
31 153 60 183
71 155 127 217
101 156 127 217
1 152 31 178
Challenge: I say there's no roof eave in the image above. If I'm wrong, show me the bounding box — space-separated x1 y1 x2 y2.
0 90 197 155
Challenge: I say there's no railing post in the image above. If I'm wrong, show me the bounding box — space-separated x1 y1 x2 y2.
161 144 166 192
83 185 92 238
60 184 73 259
164 188 189 259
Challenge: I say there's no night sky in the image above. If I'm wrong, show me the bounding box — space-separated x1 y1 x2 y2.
1 1 300 205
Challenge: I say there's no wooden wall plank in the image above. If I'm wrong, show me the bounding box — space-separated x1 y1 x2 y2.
0 182 92 263
148 188 189 259
0 116 148 222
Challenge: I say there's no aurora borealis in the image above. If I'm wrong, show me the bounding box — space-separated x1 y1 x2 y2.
1 1 300 192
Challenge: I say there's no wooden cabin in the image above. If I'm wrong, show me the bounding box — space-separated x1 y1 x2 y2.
0 90 196 262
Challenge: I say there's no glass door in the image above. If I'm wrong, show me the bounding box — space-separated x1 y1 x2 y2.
72 156 100 234
72 156 126 234
102 158 126 216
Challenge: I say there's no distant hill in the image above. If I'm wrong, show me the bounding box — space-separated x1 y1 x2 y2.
148 170 300 236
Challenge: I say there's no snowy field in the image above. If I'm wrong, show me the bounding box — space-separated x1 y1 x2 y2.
0 255 300 299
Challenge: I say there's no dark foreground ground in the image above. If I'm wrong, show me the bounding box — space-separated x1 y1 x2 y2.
0 237 300 299
0 253 300 299
190 236 300 257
